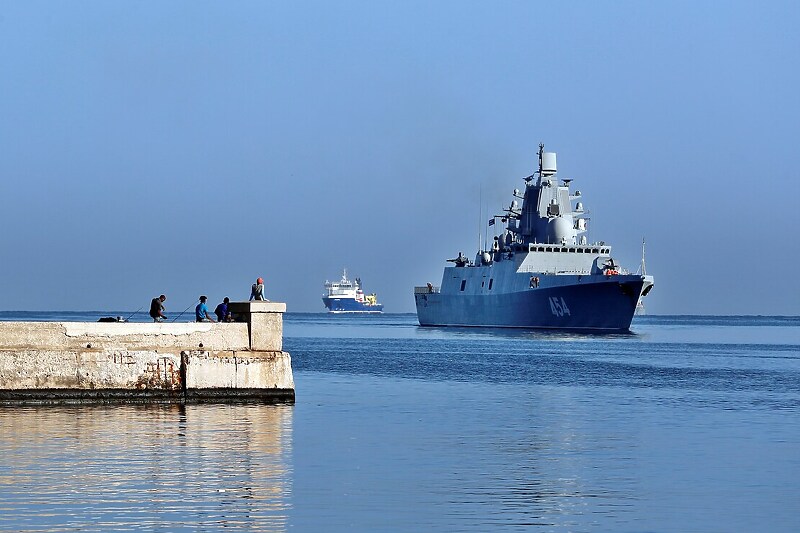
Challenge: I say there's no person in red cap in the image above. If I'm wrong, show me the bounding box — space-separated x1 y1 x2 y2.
250 277 268 301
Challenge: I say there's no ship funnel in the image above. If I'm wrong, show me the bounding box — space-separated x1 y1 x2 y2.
541 152 557 176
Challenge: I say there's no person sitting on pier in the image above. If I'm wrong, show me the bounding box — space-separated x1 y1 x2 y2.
195 296 216 322
149 295 167 322
250 277 269 301
214 297 231 322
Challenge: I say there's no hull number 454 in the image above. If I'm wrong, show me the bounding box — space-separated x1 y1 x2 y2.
549 296 571 317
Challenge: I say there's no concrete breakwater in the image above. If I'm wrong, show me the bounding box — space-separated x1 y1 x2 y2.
0 301 294 404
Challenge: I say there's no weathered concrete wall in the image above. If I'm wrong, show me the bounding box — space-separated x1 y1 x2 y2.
182 350 294 402
0 348 182 391
228 301 285 351
0 321 251 351
0 302 294 404
184 350 293 389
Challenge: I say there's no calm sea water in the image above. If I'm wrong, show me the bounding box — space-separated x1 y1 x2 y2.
1 312 799 532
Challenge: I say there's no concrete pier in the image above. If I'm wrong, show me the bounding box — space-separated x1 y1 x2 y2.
0 302 294 404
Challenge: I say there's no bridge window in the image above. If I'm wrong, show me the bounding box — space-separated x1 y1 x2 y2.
460 280 466 291
489 279 494 290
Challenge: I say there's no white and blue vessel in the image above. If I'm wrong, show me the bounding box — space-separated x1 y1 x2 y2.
323 270 384 313
414 144 654 331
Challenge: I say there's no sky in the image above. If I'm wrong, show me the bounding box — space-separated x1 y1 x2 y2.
1 1 798 315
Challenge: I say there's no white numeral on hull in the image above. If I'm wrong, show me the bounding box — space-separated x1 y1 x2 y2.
549 296 571 317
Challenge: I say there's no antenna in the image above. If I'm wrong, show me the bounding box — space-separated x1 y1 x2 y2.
538 143 544 176
477 184 482 253
484 210 490 254
641 238 647 276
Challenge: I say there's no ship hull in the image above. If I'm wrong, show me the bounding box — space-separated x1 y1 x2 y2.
322 297 384 313
415 275 645 331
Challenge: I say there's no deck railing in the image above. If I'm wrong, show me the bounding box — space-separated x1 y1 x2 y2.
414 286 440 294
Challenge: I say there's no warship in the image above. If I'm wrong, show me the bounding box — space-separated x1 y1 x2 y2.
414 144 654 331
323 270 384 313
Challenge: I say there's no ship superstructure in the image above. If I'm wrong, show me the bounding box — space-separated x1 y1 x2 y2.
323 269 384 313
414 144 654 331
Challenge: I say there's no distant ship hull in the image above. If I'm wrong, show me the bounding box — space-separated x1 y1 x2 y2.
323 297 384 313
323 269 384 313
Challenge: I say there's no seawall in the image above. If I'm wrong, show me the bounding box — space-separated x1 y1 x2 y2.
0 301 294 404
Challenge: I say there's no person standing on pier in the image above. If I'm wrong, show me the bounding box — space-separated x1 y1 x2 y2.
149 295 167 322
250 277 269 301
195 296 216 322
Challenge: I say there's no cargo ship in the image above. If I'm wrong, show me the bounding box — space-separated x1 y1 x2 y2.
323 270 384 313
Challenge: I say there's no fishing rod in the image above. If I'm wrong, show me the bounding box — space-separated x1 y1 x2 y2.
171 302 196 323
124 305 144 322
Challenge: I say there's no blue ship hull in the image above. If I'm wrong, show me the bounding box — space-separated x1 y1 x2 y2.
323 297 384 313
415 274 645 331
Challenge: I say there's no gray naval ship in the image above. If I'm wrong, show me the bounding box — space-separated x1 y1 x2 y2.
414 144 654 331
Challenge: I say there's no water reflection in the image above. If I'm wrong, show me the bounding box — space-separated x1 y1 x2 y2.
290 374 642 531
0 403 293 532
283 312 641 342
413 324 636 341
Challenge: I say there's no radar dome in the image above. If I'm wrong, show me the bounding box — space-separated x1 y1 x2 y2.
547 216 576 244
542 152 557 175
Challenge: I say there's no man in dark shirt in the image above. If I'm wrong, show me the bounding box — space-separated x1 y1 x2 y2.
214 297 230 322
149 295 167 322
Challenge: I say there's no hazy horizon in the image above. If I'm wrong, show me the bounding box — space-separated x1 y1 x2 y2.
1 1 798 315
